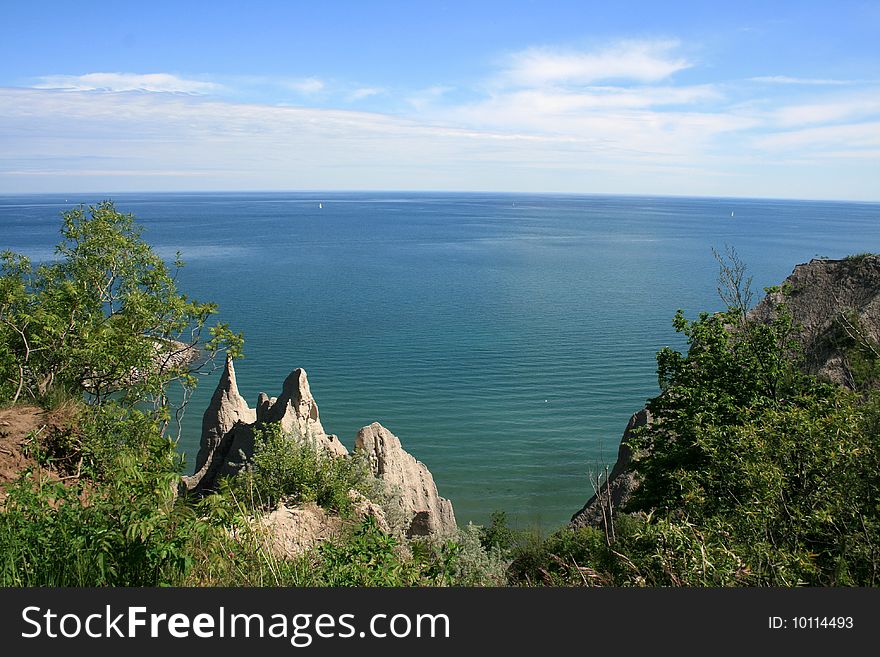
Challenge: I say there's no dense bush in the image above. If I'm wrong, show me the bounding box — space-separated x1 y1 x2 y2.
230 422 379 517
626 304 880 585
0 406 207 586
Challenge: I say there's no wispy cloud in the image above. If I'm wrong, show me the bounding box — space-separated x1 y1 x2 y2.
348 86 384 101
500 40 691 87
419 40 725 162
773 94 880 126
284 77 325 95
754 121 880 152
750 76 856 86
449 84 721 126
33 72 220 94
406 85 453 110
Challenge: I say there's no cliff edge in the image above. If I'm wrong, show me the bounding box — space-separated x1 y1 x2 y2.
570 254 880 528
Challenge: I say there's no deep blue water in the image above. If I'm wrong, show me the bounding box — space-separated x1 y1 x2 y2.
2 192 878 529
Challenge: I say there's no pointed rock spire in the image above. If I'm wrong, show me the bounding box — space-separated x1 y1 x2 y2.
263 368 347 457
186 364 348 493
193 358 255 472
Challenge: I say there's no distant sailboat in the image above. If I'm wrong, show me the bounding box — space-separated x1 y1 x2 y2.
319 203 323 209
730 211 735 217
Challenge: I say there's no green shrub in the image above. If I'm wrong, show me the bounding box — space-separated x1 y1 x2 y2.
231 422 378 517
446 524 510 585
623 304 880 586
480 510 516 554
314 518 418 586
410 523 509 586
0 405 207 586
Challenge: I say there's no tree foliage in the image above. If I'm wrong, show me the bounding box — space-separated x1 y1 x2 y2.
621 297 880 585
0 201 242 427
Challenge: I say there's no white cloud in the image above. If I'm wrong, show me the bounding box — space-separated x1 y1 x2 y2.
501 40 691 87
285 77 325 95
754 121 880 151
451 84 719 124
750 76 855 86
348 86 384 101
773 95 880 127
34 72 220 94
406 85 453 110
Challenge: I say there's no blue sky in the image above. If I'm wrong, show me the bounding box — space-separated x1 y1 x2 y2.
1 1 878 199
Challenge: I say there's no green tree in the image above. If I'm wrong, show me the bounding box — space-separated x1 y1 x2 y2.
0 201 241 431
624 302 880 585
628 303 803 514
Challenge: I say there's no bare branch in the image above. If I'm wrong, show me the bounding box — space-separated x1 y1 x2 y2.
712 244 754 321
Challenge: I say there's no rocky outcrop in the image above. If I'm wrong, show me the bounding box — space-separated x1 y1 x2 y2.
184 361 347 493
185 362 456 540
152 338 200 376
348 490 392 534
750 255 880 387
189 358 255 484
246 494 391 559
84 338 199 393
570 408 651 528
355 422 457 538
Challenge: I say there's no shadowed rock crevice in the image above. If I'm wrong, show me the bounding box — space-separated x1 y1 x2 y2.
570 408 651 528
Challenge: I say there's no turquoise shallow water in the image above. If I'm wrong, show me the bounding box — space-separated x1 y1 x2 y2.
2 192 879 529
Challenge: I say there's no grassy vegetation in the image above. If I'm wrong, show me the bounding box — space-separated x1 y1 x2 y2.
0 404 510 587
229 422 379 517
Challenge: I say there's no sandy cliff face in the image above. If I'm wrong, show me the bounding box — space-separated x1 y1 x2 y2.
750 255 880 387
355 422 457 537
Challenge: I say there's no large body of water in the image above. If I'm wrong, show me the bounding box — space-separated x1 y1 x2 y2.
2 192 878 528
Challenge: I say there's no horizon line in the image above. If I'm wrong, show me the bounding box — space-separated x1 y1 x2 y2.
1 188 878 205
